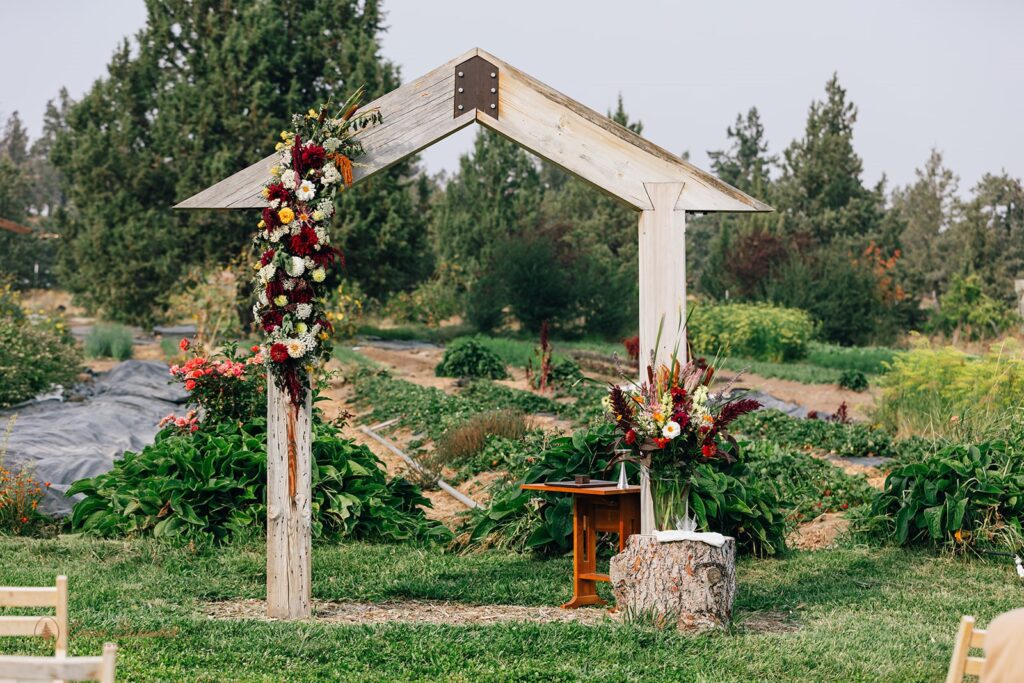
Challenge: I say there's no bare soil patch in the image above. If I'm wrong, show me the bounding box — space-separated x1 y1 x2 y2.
787 512 851 551
737 609 801 634
202 598 617 626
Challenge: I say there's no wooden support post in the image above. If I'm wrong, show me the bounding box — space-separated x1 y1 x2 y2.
638 182 687 378
266 377 312 619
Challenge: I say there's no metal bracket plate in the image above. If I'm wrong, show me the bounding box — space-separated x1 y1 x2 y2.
454 56 498 119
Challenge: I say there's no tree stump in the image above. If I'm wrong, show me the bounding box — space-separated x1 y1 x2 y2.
609 535 736 632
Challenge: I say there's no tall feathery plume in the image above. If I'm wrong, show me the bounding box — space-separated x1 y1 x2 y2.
608 384 635 430
715 398 762 428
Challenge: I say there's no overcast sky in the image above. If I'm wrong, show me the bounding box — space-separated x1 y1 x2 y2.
3 1 1022 194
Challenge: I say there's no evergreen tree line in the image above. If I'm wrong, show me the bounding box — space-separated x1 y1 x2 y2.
1 1 1020 345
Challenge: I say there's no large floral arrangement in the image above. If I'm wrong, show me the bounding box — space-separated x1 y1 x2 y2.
605 358 761 529
253 90 382 407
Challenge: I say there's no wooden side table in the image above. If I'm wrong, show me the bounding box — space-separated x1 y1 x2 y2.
520 483 641 608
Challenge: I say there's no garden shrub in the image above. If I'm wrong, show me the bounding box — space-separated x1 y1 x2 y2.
930 274 1021 341
838 369 869 392
465 423 788 557
806 341 898 375
0 315 82 408
689 302 815 362
875 340 1024 441
84 323 134 360
0 418 52 536
435 338 509 379
68 418 450 545
861 440 1024 552
382 263 464 326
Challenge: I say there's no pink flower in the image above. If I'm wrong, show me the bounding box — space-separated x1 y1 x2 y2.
179 338 190 352
184 379 196 391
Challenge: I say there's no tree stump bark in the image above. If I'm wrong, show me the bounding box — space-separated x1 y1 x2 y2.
609 535 736 632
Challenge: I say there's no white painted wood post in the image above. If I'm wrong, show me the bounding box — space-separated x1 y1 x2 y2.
266 376 312 619
638 182 687 378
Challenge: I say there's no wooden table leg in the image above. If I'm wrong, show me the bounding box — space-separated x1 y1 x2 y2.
562 494 607 609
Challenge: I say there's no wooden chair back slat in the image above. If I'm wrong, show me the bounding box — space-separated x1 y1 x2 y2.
0 643 116 682
946 615 989 683
0 576 68 657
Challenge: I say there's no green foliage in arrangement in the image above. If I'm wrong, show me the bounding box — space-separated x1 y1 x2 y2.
465 424 788 557
861 441 1024 552
875 341 1024 441
0 314 81 407
838 369 869 392
83 323 134 360
67 419 450 546
689 302 815 362
435 338 510 380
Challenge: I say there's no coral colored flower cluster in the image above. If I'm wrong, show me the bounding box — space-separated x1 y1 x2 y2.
158 409 200 433
0 463 50 534
166 340 267 426
253 90 382 407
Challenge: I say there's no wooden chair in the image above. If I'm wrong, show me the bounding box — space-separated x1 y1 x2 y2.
0 576 68 657
0 643 117 682
946 615 987 683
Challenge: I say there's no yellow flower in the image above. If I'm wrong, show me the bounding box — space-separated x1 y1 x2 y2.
307 108 318 118
312 210 324 221
278 207 295 224
312 268 326 283
295 322 308 335
280 131 291 140
319 332 329 341
271 166 281 177
258 220 266 229
275 142 284 151
273 295 288 307
261 187 270 198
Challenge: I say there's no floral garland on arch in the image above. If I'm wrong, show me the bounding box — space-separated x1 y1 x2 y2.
253 89 382 408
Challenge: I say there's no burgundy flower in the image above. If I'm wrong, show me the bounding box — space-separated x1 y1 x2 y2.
299 144 326 172
261 207 280 230
670 386 686 405
265 183 290 205
261 310 283 332
674 411 690 429
269 343 289 363
290 286 313 304
289 226 319 256
715 398 762 428
311 246 341 268
624 429 637 445
260 249 276 266
265 279 284 300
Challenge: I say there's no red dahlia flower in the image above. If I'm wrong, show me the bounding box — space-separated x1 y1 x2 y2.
270 343 289 363
261 310 283 332
265 183 289 205
179 338 190 352
654 437 670 449
670 386 686 404
260 249 276 266
299 144 326 172
701 443 717 458
289 226 319 256
624 429 637 445
262 207 280 230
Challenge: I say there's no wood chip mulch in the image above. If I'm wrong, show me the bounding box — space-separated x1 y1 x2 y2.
202 599 620 626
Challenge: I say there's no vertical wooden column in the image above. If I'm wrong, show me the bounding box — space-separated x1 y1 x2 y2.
266 376 312 619
637 182 687 378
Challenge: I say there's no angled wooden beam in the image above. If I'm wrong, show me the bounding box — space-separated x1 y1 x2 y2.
476 48 770 213
175 49 479 210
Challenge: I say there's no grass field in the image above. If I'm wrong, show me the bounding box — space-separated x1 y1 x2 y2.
1 537 1018 682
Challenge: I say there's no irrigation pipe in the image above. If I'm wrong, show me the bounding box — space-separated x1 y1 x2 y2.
357 424 481 510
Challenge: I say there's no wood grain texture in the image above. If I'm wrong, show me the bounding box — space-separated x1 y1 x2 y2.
266 378 312 619
175 50 478 210
0 577 67 656
0 643 116 683
175 47 771 214
638 182 687 378
610 535 736 632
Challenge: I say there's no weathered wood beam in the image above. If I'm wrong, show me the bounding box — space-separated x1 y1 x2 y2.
174 50 479 210
266 378 312 619
476 48 770 213
638 182 688 376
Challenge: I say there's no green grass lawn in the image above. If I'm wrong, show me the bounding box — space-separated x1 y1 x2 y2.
1 537 1018 681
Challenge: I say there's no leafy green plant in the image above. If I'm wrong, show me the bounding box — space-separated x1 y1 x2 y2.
838 369 869 392
67 419 450 545
875 340 1024 440
930 274 1020 341
435 338 509 379
0 315 82 407
465 423 788 556
689 302 815 362
860 441 1024 552
84 323 134 360
806 341 898 374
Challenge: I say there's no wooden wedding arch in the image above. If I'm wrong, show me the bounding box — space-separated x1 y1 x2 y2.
176 47 770 618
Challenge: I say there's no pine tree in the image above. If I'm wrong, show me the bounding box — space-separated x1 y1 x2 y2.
53 0 425 323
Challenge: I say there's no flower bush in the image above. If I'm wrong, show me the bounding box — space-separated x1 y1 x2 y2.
0 459 51 536
253 92 382 407
0 308 82 408
688 302 815 362
168 340 266 425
